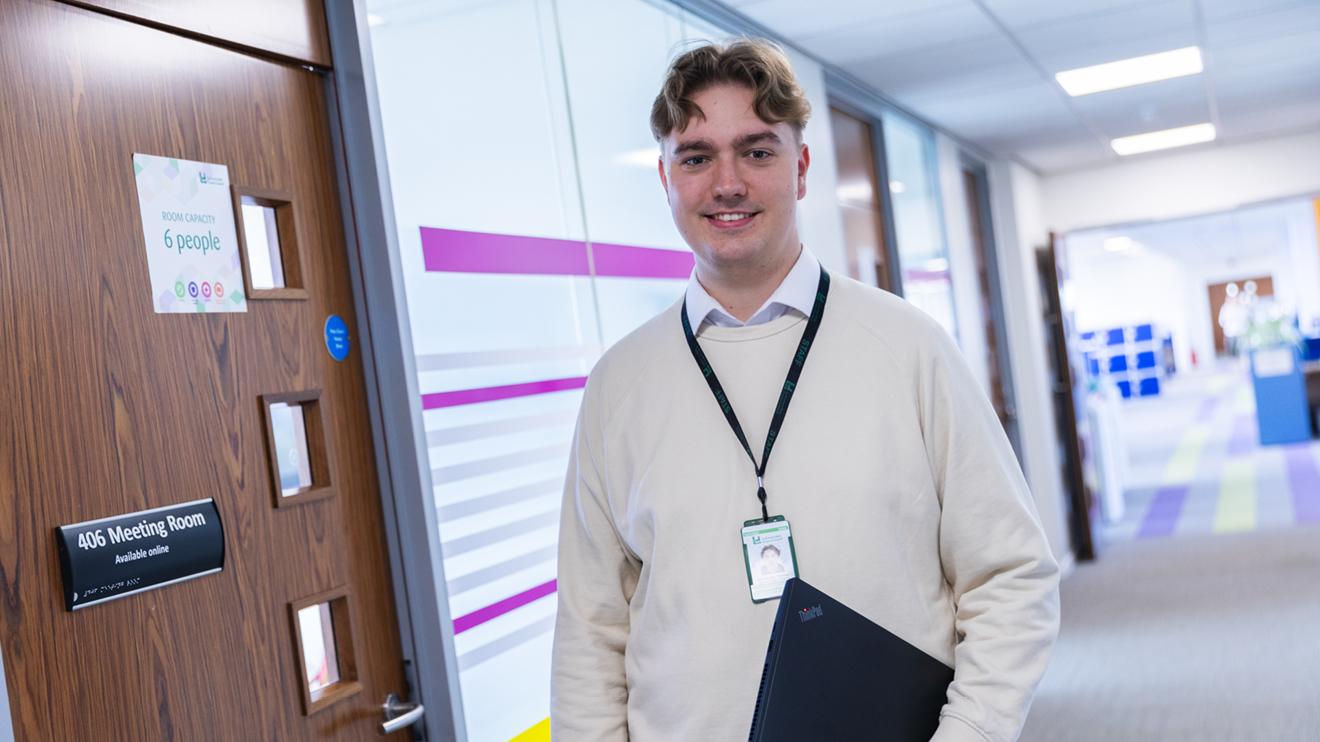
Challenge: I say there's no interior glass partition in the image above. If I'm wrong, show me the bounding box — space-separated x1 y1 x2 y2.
882 110 960 339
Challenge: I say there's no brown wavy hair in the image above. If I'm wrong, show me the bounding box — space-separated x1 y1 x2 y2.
650 38 811 143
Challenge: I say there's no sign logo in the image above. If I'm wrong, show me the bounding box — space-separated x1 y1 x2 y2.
187 281 199 298
200 281 212 299
174 281 185 297
798 605 823 623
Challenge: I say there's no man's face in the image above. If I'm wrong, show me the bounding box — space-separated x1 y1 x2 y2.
658 83 809 272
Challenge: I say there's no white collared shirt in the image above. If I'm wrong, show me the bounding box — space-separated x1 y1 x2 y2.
684 247 821 330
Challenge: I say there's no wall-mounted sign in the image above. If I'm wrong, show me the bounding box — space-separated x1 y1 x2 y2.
324 314 350 362
133 153 247 313
55 498 225 611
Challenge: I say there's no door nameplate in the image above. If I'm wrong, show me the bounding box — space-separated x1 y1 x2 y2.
54 498 225 611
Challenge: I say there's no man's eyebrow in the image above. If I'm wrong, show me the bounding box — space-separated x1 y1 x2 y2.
673 138 714 157
733 131 782 149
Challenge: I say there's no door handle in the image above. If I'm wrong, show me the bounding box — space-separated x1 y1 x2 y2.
380 692 424 735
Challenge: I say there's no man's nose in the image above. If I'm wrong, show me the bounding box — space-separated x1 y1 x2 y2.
712 158 747 200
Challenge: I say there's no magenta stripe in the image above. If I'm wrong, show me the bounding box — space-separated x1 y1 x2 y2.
422 227 589 276
453 579 558 635
420 227 693 279
422 376 587 410
592 241 694 279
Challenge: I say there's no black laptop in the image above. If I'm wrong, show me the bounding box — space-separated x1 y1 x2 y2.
748 578 955 742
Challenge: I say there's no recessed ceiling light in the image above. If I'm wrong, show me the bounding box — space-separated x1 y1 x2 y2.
1056 46 1203 97
1111 123 1216 155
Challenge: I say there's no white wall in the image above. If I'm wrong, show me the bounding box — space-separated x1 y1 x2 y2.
1042 130 1320 233
986 161 1072 567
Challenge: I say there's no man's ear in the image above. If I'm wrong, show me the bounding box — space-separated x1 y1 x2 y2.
657 153 669 195
797 142 810 200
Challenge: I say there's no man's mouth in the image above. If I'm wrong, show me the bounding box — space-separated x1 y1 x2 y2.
706 211 758 228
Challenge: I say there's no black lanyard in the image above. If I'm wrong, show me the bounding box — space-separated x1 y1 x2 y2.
680 267 830 522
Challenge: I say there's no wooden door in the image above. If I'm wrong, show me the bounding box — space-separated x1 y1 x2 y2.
829 106 896 292
1207 275 1274 355
1037 236 1097 562
0 2 409 738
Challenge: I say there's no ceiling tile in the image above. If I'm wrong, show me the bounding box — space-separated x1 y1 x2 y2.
1202 0 1320 40
847 34 1039 100
897 80 1079 143
979 0 1170 30
1013 1 1197 72
793 2 999 64
731 0 964 41
1216 99 1320 141
1015 137 1115 174
1070 75 1212 138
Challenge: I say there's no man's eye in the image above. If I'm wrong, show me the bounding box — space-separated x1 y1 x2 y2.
681 156 708 167
747 149 773 160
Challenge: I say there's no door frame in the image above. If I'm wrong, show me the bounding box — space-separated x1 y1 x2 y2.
322 4 467 740
960 156 1024 458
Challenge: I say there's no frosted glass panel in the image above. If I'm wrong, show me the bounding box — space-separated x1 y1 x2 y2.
240 199 285 289
297 602 340 699
269 402 313 496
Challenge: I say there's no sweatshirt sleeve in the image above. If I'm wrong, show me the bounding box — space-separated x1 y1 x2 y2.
919 327 1061 742
550 378 638 741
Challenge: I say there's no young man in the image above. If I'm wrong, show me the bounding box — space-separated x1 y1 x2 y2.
552 39 1059 742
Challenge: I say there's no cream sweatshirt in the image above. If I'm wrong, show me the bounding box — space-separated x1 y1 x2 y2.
551 274 1060 742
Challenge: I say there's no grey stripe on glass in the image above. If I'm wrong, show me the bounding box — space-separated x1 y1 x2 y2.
426 409 578 447
442 509 561 558
447 544 557 596
438 477 562 523
431 443 567 484
415 345 598 371
457 614 556 671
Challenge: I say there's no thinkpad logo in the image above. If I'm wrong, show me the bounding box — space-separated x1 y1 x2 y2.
798 605 823 623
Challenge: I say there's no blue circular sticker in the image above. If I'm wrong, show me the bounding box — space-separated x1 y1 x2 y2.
324 315 350 362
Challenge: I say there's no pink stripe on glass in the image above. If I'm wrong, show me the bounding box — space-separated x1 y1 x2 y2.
591 241 694 279
421 376 587 410
421 227 589 276
420 227 693 279
453 579 558 635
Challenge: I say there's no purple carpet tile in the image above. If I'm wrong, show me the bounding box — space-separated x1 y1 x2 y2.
1194 396 1219 423
1137 485 1191 539
1284 445 1320 524
1225 414 1258 457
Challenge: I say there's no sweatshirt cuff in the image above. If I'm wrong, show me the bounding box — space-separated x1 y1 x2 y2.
929 714 992 742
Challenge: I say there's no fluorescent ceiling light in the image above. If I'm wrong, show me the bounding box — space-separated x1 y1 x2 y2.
1056 46 1202 96
1111 123 1216 155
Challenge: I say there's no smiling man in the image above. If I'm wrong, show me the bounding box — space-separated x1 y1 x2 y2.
551 39 1060 742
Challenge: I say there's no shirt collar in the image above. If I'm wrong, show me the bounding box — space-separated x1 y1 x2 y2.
684 247 821 330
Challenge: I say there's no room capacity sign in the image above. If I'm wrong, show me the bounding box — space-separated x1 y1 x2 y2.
133 153 247 313
55 498 225 611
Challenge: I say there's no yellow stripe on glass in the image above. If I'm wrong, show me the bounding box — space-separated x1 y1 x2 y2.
511 718 550 742
1162 425 1210 485
1214 459 1256 533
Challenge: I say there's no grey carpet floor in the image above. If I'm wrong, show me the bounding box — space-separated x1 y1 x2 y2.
1019 525 1320 742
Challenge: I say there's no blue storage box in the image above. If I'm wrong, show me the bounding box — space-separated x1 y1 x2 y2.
1108 355 1129 373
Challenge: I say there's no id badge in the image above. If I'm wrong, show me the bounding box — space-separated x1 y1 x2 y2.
741 515 799 603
